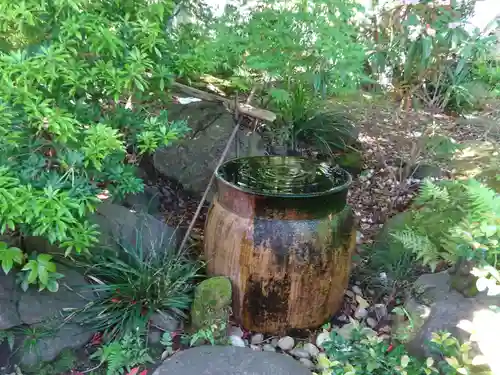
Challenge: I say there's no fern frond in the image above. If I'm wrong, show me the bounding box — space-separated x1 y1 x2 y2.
415 179 450 206
392 229 442 271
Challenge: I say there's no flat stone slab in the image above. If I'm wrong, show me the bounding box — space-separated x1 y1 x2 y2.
153 346 312 375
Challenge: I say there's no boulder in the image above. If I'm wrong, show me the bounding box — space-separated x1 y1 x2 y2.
191 277 232 330
153 101 266 197
123 185 162 218
395 271 500 373
0 264 95 368
152 345 312 375
90 202 182 257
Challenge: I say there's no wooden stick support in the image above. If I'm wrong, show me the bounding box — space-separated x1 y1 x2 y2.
172 81 276 123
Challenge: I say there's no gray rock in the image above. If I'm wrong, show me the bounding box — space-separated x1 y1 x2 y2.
150 311 180 332
18 264 93 325
148 329 163 345
277 336 295 351
90 202 182 257
152 345 312 375
153 101 266 197
123 185 162 217
250 344 262 351
0 272 21 329
397 271 500 367
18 322 93 368
0 264 95 368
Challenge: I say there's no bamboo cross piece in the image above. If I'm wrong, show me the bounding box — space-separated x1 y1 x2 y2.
172 81 277 123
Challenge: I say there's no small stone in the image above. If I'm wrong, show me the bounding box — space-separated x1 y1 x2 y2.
251 333 264 345
316 331 330 348
229 335 246 347
299 358 314 369
229 325 244 338
354 307 368 319
337 314 349 323
271 338 279 347
262 344 276 352
303 343 320 357
345 290 355 299
373 304 388 320
352 285 363 295
289 348 310 359
335 322 356 340
366 317 377 328
356 295 369 310
277 336 295 351
250 344 262 351
379 325 391 334
379 333 391 341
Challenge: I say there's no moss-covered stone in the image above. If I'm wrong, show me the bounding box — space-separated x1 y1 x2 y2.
190 277 232 330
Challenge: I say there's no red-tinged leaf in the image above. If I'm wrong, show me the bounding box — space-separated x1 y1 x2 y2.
127 367 139 375
139 370 148 375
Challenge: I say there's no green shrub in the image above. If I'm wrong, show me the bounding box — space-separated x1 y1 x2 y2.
0 0 189 270
69 232 204 339
367 1 495 114
392 179 499 280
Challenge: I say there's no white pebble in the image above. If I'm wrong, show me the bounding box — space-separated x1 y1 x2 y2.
229 325 244 338
229 335 246 347
271 338 279 347
299 358 315 369
316 331 330 348
303 342 320 357
262 344 276 352
289 348 310 359
277 336 295 351
251 333 264 345
356 295 369 309
366 317 377 328
352 285 363 295
354 307 368 319
250 344 262 351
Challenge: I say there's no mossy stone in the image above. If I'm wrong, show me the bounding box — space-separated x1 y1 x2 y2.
191 277 232 330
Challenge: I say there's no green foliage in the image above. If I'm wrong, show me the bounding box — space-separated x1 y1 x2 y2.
0 241 63 292
18 253 64 292
392 179 499 274
317 326 492 375
427 332 492 375
91 331 153 375
70 231 203 339
0 0 190 256
24 348 78 375
188 321 228 347
473 59 500 97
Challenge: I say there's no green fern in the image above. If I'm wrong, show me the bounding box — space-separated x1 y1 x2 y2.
392 178 499 272
91 332 153 375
